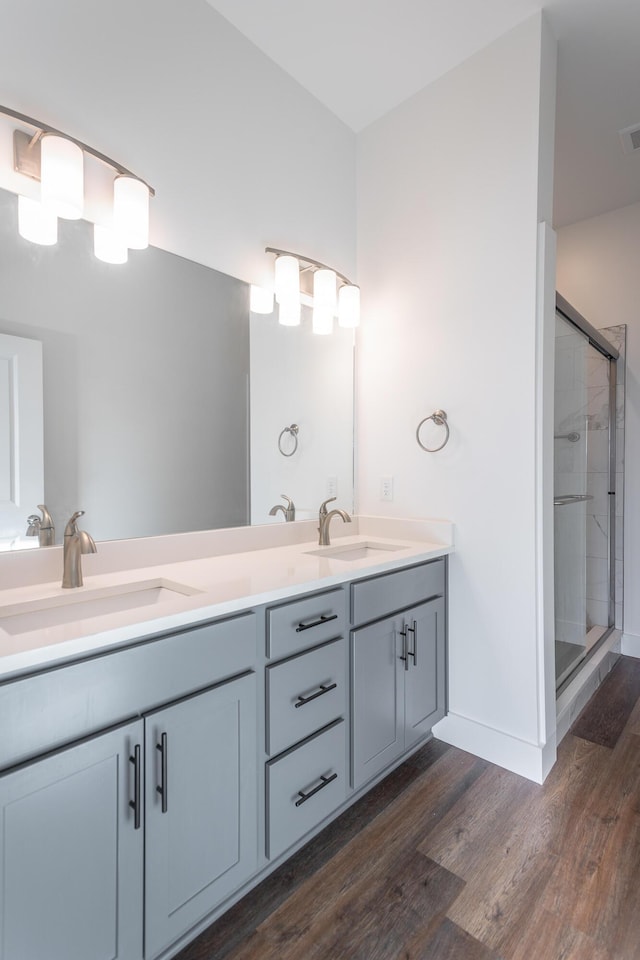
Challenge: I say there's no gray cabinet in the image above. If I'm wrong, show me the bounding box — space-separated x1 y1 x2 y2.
144 672 257 960
351 594 446 790
265 588 348 859
0 719 144 960
266 719 347 860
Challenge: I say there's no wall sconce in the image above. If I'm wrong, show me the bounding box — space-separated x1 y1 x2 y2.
251 247 360 333
1 103 154 264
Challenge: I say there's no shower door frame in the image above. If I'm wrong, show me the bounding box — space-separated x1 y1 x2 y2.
555 293 619 688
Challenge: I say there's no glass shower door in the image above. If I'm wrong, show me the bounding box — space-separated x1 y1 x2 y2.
554 310 614 688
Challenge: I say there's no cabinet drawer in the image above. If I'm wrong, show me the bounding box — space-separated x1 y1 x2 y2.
351 559 445 626
266 638 345 756
267 589 346 660
0 612 257 771
266 720 346 860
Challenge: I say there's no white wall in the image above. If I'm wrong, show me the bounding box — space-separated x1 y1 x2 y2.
356 14 557 779
557 200 640 655
0 0 356 285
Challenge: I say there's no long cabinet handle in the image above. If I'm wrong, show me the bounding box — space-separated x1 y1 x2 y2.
156 732 168 814
407 621 418 667
294 681 337 708
398 626 409 671
296 613 338 633
128 744 141 830
295 772 338 807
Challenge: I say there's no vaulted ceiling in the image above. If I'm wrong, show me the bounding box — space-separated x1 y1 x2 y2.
205 0 640 227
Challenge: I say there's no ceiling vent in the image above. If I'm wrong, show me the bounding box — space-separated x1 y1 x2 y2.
619 122 640 155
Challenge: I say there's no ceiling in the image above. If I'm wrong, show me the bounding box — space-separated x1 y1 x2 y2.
204 0 640 228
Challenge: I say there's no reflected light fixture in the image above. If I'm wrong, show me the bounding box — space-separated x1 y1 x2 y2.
252 247 360 334
249 284 274 314
17 195 57 245
94 224 128 265
2 102 154 262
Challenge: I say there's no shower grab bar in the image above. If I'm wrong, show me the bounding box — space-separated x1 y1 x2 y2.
554 432 581 442
554 494 594 506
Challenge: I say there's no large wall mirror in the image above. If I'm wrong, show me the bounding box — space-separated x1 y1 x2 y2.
0 187 354 548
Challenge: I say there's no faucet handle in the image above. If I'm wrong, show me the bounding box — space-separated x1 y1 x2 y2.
26 515 41 536
64 510 86 537
319 497 336 518
280 494 294 508
37 504 54 528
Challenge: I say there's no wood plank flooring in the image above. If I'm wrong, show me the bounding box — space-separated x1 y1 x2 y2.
177 655 640 960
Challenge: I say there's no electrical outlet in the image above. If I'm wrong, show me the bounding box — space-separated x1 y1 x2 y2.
380 476 394 501
327 476 338 498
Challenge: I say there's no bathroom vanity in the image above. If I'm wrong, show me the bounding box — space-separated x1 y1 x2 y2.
0 522 450 960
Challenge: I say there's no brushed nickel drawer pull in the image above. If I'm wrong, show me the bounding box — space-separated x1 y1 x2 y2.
294 682 337 708
295 772 338 807
295 613 338 633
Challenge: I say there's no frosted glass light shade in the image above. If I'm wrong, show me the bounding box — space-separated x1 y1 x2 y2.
94 224 128 264
338 284 360 328
250 285 274 314
40 134 84 220
274 255 299 305
312 303 333 335
314 268 337 310
18 196 58 245
278 299 301 327
113 175 150 249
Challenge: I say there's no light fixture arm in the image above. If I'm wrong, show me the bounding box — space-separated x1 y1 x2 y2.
1 103 155 196
265 246 352 286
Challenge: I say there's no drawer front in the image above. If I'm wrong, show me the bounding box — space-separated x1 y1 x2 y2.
0 612 257 771
351 559 445 626
266 720 346 860
267 588 346 660
266 638 345 756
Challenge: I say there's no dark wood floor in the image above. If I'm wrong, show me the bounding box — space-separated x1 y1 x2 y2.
177 656 640 960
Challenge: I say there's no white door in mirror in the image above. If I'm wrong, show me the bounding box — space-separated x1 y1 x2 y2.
0 333 43 543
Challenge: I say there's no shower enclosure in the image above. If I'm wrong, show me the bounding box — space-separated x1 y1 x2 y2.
554 294 622 689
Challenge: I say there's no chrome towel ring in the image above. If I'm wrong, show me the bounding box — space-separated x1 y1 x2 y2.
416 409 450 452
278 423 299 457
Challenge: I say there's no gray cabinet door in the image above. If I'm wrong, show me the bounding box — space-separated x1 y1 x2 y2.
352 596 446 790
403 598 446 749
0 719 144 960
144 672 257 959
351 614 404 789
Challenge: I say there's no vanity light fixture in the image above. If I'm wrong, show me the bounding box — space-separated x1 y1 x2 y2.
1 103 154 262
251 247 360 333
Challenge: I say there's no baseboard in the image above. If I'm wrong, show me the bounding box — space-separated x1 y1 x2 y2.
621 632 640 658
433 713 550 784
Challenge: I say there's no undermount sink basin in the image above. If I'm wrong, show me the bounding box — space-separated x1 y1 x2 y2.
0 578 202 635
305 541 405 562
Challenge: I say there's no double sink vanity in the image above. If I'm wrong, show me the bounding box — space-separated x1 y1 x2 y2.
0 516 451 960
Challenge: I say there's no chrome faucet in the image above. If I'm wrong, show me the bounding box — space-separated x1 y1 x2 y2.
26 504 55 547
269 494 296 522
318 497 352 546
62 511 97 588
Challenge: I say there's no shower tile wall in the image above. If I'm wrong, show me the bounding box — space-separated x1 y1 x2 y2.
554 320 588 645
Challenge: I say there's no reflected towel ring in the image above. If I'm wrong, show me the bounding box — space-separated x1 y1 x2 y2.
416 409 450 452
278 423 299 457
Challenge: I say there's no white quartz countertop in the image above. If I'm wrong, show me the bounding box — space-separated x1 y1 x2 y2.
0 519 452 681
